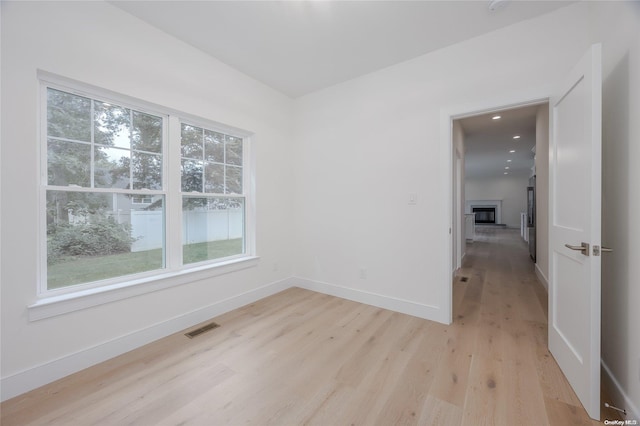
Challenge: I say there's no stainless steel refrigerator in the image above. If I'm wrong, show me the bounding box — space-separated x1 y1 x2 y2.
527 177 536 261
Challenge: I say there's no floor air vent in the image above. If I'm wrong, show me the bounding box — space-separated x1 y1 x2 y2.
460 277 469 282
185 322 220 339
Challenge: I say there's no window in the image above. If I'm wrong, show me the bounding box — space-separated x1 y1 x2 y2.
180 124 245 265
45 88 166 290
41 78 253 296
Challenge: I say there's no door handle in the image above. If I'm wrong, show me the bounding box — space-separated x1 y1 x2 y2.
593 245 613 256
565 242 590 256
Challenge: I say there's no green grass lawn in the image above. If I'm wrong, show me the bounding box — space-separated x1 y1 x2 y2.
47 238 243 289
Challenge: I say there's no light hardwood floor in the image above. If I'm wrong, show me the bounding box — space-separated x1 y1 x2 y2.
1 228 616 425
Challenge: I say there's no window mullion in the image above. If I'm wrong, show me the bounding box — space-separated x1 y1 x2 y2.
223 135 228 195
39 82 49 295
201 127 206 193
166 116 183 270
244 137 254 256
129 109 134 189
90 100 95 188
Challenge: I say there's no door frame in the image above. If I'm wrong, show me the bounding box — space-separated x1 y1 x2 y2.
453 150 463 272
440 90 549 324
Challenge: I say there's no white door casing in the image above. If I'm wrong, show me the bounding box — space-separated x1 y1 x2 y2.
548 43 602 420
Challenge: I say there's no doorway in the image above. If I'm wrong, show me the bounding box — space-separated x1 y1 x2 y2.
444 44 606 421
448 100 550 297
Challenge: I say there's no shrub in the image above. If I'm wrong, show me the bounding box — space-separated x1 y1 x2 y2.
48 216 135 264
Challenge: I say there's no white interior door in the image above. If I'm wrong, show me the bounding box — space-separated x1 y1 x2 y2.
549 43 602 420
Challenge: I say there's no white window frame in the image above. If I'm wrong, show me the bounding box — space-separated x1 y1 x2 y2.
30 71 257 321
177 117 252 268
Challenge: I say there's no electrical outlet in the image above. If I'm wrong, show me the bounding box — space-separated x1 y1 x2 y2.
359 268 367 279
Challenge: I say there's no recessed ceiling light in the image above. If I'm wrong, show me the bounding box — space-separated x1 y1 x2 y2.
513 135 521 139
492 115 501 120
505 166 510 169
504 172 508 175
507 159 512 162
509 150 515 153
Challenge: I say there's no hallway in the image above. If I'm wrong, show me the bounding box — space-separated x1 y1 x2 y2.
454 226 601 424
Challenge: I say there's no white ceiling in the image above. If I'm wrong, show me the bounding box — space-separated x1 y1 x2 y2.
110 0 574 98
111 1 557 178
459 104 540 179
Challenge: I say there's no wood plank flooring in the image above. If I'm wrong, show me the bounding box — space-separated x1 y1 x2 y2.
1 227 615 425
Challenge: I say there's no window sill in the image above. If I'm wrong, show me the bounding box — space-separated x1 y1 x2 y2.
28 256 260 321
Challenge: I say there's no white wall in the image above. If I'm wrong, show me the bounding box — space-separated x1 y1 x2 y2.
590 1 640 418
0 1 294 400
292 3 591 324
465 175 529 228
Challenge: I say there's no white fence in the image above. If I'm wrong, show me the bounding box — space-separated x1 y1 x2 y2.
129 209 243 252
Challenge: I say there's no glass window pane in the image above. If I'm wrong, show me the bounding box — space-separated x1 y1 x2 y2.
132 111 162 153
47 139 91 187
204 162 224 193
181 124 203 159
94 101 131 149
46 190 165 289
181 159 203 192
94 146 130 189
225 165 242 194
47 88 91 142
225 135 243 166
133 152 162 190
182 196 244 265
204 130 224 163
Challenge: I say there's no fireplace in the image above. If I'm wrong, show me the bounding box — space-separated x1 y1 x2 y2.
466 200 502 225
473 207 496 224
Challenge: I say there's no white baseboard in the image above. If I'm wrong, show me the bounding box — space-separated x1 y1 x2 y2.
1 277 295 402
292 277 445 324
535 263 549 291
602 360 640 421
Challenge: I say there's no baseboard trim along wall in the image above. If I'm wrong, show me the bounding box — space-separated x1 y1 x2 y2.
601 360 640 421
0 277 295 402
292 277 444 323
535 263 549 291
